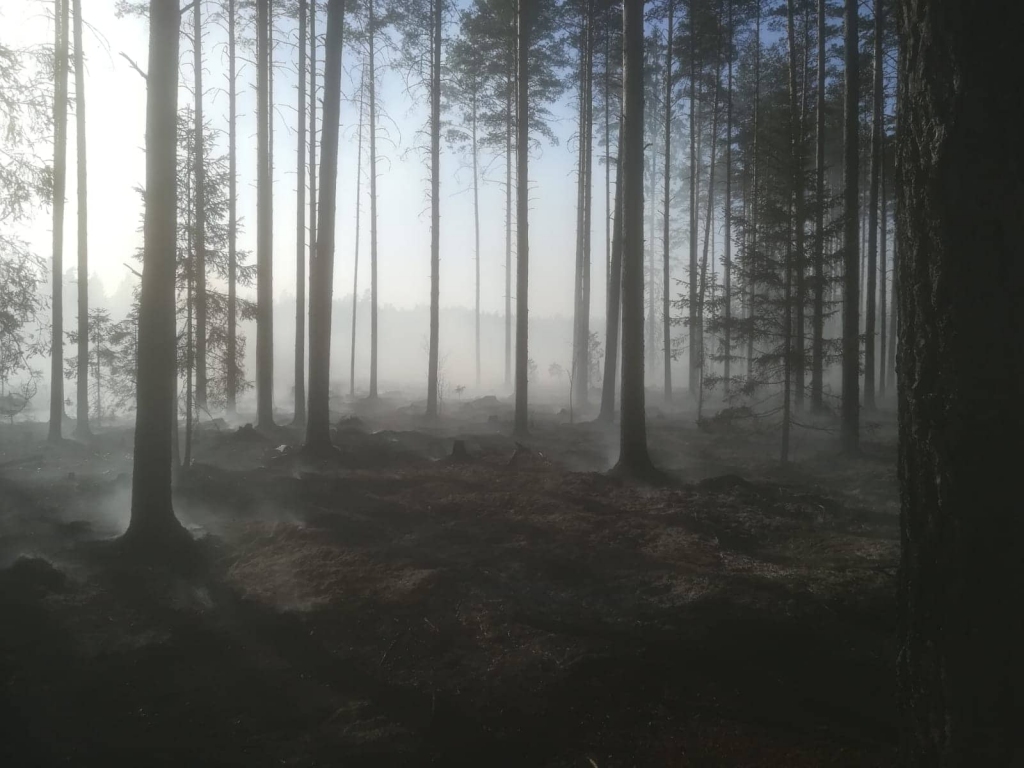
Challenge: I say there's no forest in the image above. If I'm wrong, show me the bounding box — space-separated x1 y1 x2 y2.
0 0 1020 765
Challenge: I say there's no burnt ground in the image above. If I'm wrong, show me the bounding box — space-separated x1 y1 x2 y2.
0 397 899 767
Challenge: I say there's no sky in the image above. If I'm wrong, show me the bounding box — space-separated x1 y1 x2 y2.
6 0 614 323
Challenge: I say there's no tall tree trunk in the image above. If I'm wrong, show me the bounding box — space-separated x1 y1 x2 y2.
840 0 860 452
598 128 624 423
864 0 882 409
662 0 674 401
368 0 380 399
126 0 187 546
309 0 317 397
687 0 698 396
513 0 530 436
350 65 365 397
896 0 1024 761
256 0 275 428
785 0 805 410
616 0 653 474
723 0 732 395
574 4 594 410
293 0 307 424
426 0 441 418
696 55 721 405
304 0 344 451
879 130 887 399
746 0 760 375
227 0 238 416
472 84 481 390
811 0 826 410
49 0 69 444
72 0 90 438
604 22 612 304
193 0 207 411
504 73 513 389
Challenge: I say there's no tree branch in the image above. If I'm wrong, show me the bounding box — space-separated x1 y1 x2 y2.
119 52 147 80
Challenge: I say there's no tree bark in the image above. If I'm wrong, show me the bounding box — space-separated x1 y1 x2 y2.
598 128 624 423
811 0 826 411
746 0 760 375
615 0 653 474
840 0 860 452
425 0 442 418
785 0 805 411
256 0 275 428
193 0 207 411
49 0 69 444
126 0 187 546
293 0 307 424
226 0 238 416
472 84 481 391
350 65 364 398
687 0 698 396
504 71 513 389
864 0 883 410
304 0 344 451
368 0 380 399
513 0 530 437
896 0 1024 762
722 0 732 395
662 0 673 401
72 0 90 438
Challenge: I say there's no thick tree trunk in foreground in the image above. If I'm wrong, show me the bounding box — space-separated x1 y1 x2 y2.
896 1 1024 763
425 0 442 418
840 0 860 452
615 0 653 474
305 0 344 451
126 0 187 545
256 0 275 428
49 0 69 444
293 0 307 425
598 130 624 423
72 0 90 438
513 0 530 437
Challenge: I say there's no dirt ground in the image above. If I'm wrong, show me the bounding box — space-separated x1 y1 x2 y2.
0 395 899 767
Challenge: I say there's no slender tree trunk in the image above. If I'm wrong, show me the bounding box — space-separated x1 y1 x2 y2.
256 0 274 428
472 85 481 390
505 73 513 389
785 0 806 410
604 23 611 302
304 0 344 451
662 1 674 401
687 0 698 395
696 57 721 399
598 128 624 423
126 0 187 546
513 0 530 437
616 0 653 474
226 0 238 416
887 72 897 383
723 0 732 395
896 1 1024 761
864 0 882 409
578 4 594 408
193 0 207 411
781 212 793 461
72 0 90 438
309 0 318 398
425 0 441 418
840 0 860 452
350 65 365 398
292 0 307 424
368 0 380 399
746 0 760 375
49 0 69 444
879 131 887 399
811 0 826 410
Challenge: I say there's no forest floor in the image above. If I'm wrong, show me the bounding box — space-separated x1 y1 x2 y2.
0 394 899 767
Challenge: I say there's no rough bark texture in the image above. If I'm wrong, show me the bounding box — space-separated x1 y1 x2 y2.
49 0 69 444
615 0 652 474
513 0 530 437
126 0 187 545
256 0 274 428
293 0 307 424
840 0 859 453
305 0 344 451
72 0 90 438
425 0 442 419
896 2 1024 764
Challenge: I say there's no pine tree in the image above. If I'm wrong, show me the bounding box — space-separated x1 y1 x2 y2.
72 0 90 439
49 0 70 444
840 0 859 452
